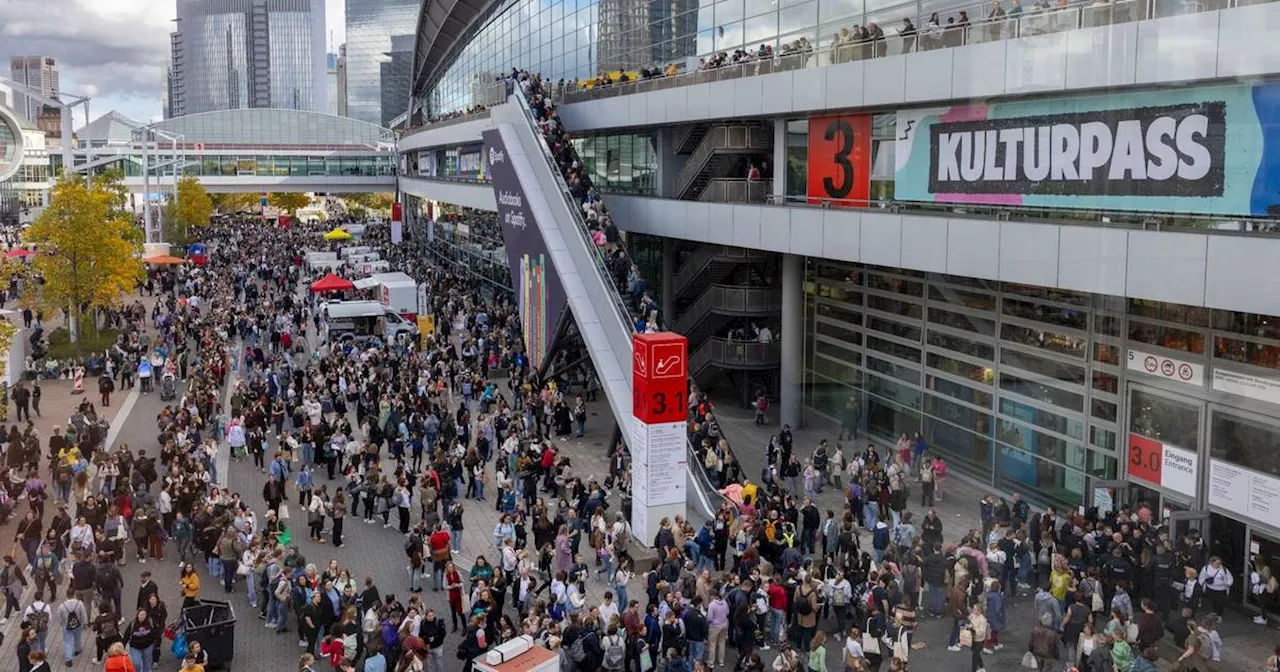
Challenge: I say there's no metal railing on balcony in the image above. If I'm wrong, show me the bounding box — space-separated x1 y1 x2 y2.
674 284 783 335
691 337 782 374
557 0 1258 106
698 179 773 203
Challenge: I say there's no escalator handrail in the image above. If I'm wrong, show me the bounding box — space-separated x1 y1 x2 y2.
509 87 636 337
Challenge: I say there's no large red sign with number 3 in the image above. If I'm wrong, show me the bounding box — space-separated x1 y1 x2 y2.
807 115 872 208
1128 433 1164 485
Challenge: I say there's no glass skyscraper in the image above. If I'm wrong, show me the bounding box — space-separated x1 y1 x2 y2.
344 0 421 126
170 0 328 117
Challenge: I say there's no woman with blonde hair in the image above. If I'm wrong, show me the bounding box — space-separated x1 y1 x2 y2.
103 642 136 672
809 630 830 672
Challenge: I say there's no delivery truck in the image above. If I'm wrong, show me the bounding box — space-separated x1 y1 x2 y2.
321 300 418 346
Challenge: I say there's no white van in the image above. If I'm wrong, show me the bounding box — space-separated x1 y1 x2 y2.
322 300 418 345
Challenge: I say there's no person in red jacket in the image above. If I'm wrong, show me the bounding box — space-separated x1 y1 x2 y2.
445 562 465 632
428 524 451 591
766 577 789 648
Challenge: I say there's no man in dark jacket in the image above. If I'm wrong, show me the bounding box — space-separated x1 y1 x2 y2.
922 544 949 617
684 596 709 662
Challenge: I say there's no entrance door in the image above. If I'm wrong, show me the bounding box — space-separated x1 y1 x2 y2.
1090 478 1129 514
1169 510 1212 547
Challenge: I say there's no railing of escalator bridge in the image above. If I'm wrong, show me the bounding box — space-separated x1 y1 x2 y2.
512 78 739 517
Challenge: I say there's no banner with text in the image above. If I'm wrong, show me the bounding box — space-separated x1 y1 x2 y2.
483 129 567 371
894 83 1280 217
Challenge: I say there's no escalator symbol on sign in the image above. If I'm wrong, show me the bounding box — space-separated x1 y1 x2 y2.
650 343 685 380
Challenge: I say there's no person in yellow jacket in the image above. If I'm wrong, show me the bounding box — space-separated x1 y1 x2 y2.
180 562 201 610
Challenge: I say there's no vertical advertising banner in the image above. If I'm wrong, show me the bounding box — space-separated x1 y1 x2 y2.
807 115 873 207
631 332 689 545
894 83 1280 217
483 129 567 372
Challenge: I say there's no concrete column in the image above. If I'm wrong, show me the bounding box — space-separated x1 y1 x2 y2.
772 119 787 203
661 237 676 325
780 252 804 428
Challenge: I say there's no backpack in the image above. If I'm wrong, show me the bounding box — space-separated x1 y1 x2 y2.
795 587 813 615
1196 630 1214 660
66 607 82 631
569 635 587 663
833 586 848 606
603 635 626 670
28 605 48 633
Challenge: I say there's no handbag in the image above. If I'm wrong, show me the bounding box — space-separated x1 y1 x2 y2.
1126 621 1139 644
892 629 909 662
1021 651 1039 669
279 504 290 520
639 649 653 672
861 619 881 656
959 627 974 648
1091 592 1104 612
171 632 189 659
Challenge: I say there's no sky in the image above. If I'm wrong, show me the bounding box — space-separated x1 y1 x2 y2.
0 0 348 125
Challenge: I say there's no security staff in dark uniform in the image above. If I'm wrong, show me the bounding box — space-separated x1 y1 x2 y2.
1149 543 1178 620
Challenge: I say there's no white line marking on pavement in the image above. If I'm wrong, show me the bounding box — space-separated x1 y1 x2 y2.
104 385 142 450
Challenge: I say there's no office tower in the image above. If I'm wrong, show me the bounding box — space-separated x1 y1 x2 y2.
336 44 348 117
345 0 419 125
8 56 59 124
169 0 328 117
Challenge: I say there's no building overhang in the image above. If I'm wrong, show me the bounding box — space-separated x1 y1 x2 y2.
411 0 493 99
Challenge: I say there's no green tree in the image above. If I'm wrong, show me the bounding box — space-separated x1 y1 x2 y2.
211 192 261 213
24 176 144 352
162 176 214 245
345 192 395 212
268 192 312 214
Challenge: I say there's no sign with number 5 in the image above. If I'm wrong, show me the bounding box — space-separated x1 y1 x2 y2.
807 115 872 208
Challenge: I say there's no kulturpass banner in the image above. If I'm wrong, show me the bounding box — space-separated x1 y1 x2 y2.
894 83 1280 217
483 129 567 372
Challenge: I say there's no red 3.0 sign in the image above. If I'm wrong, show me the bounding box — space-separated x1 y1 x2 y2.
633 332 687 424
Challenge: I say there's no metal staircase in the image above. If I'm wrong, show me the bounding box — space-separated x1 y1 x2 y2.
674 123 771 201
672 245 771 299
690 337 782 377
673 284 783 342
674 123 711 155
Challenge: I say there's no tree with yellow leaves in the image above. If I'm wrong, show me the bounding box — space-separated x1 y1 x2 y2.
163 176 214 244
268 192 312 214
211 192 260 213
24 175 144 352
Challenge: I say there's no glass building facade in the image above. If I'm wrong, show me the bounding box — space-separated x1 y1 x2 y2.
345 0 421 126
171 0 327 116
802 258 1280 515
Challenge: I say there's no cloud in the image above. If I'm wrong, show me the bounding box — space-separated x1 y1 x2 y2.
0 0 173 116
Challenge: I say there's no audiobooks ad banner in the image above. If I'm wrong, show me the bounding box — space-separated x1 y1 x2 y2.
483 129 567 371
894 83 1280 217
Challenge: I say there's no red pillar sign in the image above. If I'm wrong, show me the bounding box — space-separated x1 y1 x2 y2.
630 332 689 544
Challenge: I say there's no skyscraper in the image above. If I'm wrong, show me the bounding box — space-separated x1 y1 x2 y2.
326 51 339 116
169 0 328 117
336 44 348 117
379 35 415 128
8 56 59 124
344 0 419 126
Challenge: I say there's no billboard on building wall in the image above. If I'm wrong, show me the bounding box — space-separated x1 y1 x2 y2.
483 129 567 372
894 83 1280 217
807 114 872 207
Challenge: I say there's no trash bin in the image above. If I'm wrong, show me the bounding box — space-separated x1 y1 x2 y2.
182 599 236 669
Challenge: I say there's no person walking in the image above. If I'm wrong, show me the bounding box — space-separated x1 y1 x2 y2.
56 587 88 666
1027 612 1060 672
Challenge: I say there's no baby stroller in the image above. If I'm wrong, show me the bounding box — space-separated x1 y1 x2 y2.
160 372 177 401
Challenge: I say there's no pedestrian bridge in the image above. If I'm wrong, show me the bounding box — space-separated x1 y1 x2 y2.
69 109 398 193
